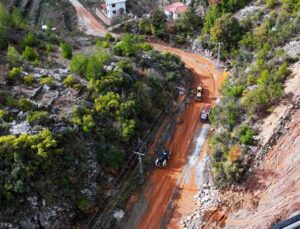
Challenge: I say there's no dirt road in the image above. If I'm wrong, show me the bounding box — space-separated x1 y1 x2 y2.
125 44 226 229
67 3 227 227
67 0 107 36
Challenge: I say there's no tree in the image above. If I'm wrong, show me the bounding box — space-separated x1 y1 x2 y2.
210 13 244 52
60 42 73 59
70 54 88 76
94 92 121 116
22 32 37 49
86 51 109 80
7 45 22 66
114 34 137 57
22 46 37 61
175 9 202 36
149 9 167 37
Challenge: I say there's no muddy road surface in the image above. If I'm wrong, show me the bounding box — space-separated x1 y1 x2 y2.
125 44 226 229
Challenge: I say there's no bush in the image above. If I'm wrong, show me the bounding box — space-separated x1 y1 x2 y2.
46 43 54 53
17 98 37 111
23 75 35 86
210 13 245 52
7 67 22 81
70 54 88 76
78 196 90 211
63 75 75 87
60 42 73 59
39 76 55 87
236 125 255 145
22 32 37 49
27 111 51 126
86 51 109 80
99 146 125 169
266 0 277 8
11 7 27 29
22 46 37 61
114 34 137 57
7 45 22 66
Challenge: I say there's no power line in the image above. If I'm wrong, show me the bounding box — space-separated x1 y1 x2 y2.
86 103 172 228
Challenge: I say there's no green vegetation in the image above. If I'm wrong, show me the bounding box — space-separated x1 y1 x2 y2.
0 129 61 206
63 75 76 87
39 76 55 87
27 111 51 126
22 46 37 61
70 54 89 75
23 75 35 86
60 42 73 59
208 0 298 188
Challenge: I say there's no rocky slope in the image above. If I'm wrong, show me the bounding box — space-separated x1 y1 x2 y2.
2 0 77 31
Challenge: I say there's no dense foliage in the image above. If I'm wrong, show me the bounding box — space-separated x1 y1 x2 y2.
209 0 299 187
0 4 185 217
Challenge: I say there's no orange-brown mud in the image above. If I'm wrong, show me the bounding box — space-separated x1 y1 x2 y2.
125 44 227 229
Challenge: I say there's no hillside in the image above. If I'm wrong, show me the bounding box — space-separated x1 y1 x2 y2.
1 0 300 228
2 0 77 31
0 3 189 227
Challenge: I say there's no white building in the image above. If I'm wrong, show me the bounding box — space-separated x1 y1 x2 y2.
102 0 127 19
164 2 188 21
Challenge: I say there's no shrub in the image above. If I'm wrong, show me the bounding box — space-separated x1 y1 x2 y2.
266 0 277 8
27 111 51 125
70 54 88 76
60 42 73 59
23 75 35 86
120 119 136 142
73 83 83 91
114 34 137 57
82 114 95 133
210 13 245 52
7 45 22 66
86 51 109 80
22 46 37 61
63 75 75 87
6 96 17 107
104 32 114 42
100 146 125 169
39 76 55 87
140 43 153 51
46 43 54 53
17 98 37 111
7 67 22 81
11 7 27 29
22 32 37 49
236 125 255 145
78 196 90 211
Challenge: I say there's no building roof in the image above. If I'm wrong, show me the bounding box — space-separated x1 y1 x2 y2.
164 2 188 14
105 0 126 4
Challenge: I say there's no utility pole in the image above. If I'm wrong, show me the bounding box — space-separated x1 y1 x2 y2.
134 138 145 183
217 42 221 67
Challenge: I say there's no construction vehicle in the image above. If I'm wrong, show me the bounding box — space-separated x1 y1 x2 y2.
200 104 211 122
195 85 203 102
155 150 171 168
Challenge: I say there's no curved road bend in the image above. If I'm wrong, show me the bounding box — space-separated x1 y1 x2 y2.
65 2 227 227
125 43 226 229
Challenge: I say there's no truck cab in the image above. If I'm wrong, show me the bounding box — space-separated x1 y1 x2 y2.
200 104 211 122
195 85 203 102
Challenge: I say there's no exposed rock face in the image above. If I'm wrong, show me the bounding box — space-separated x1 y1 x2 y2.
234 6 263 21
284 40 300 58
